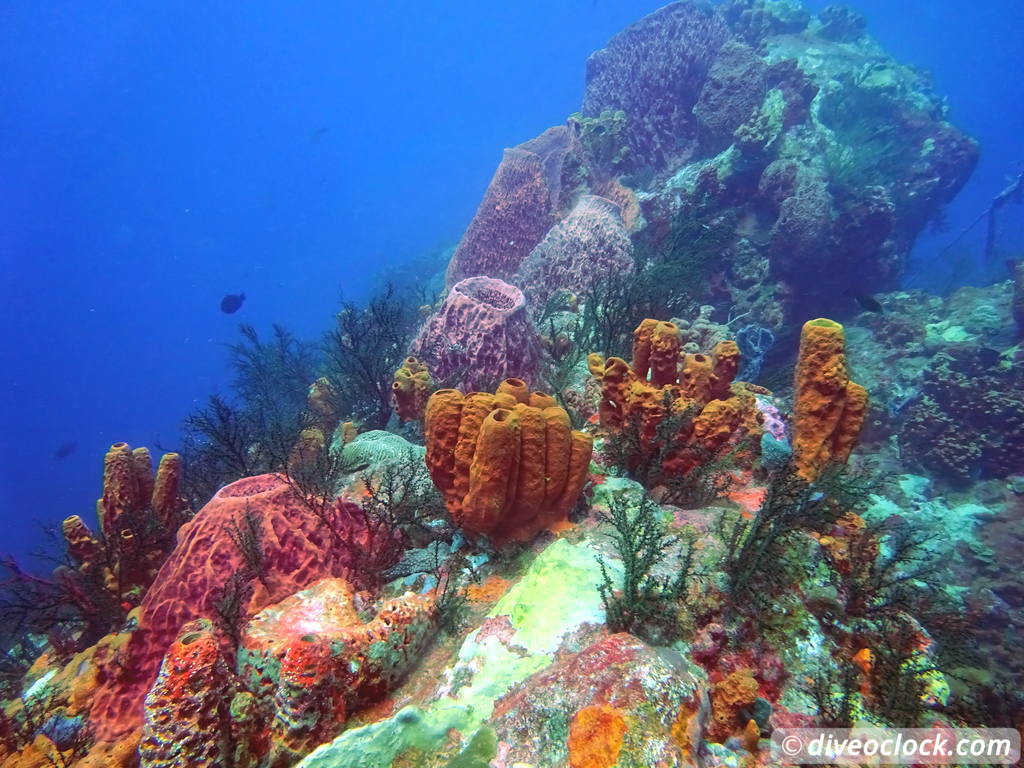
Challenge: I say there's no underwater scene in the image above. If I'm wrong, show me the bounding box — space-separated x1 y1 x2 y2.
2 0 1023 766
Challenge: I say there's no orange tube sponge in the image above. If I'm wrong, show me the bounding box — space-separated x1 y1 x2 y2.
553 430 595 520
589 317 764 486
679 353 714 401
392 357 433 422
632 318 657 381
594 356 633 428
452 393 497 511
151 452 184 530
631 318 682 386
528 391 558 409
462 408 522 536
424 389 465 507
496 377 530 404
424 383 593 543
710 340 740 400
63 515 101 566
542 406 573 505
100 443 140 538
132 448 155 512
511 404 547 521
792 318 868 481
649 320 682 387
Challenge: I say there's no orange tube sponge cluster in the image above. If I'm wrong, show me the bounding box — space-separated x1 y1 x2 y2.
424 379 593 542
307 377 340 435
392 356 434 422
62 443 188 606
288 377 343 476
589 319 762 481
792 318 868 481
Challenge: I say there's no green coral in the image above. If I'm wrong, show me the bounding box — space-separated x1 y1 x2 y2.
569 109 630 174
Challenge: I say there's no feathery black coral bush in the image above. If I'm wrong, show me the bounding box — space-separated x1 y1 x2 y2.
596 493 697 642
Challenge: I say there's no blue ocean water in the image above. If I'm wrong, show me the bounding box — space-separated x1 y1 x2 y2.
0 0 1021 562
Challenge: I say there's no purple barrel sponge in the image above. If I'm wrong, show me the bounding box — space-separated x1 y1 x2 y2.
446 127 571 287
516 194 634 315
410 276 540 392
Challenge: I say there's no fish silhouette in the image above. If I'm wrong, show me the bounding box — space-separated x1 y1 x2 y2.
220 293 246 314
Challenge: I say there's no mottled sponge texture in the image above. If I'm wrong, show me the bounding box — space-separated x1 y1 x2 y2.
409 276 539 392
89 474 375 741
582 0 729 171
515 194 634 315
446 126 573 286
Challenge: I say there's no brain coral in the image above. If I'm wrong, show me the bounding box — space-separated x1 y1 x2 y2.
89 473 374 741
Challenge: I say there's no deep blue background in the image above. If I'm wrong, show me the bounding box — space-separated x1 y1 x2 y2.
1 0 1022 557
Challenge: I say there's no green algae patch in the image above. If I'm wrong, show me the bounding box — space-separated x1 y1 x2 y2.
445 726 497 767
297 538 615 767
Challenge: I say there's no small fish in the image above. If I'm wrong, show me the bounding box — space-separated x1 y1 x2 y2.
53 441 78 460
853 294 883 313
220 293 246 314
977 347 1001 367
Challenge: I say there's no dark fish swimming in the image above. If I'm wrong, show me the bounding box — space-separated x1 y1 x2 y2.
220 292 246 314
845 290 883 313
53 441 78 460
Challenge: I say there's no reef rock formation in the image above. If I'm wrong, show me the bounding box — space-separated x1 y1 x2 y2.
89 474 379 741
409 277 540 392
238 577 435 762
423 381 592 542
444 0 977 331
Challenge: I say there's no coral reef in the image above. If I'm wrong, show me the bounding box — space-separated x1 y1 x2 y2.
900 344 1023 485
4 2 1016 766
239 577 435 762
423 381 592 542
409 277 540 392
448 0 977 327
88 473 379 741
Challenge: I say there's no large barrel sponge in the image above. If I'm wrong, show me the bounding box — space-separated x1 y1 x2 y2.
409 276 540 392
